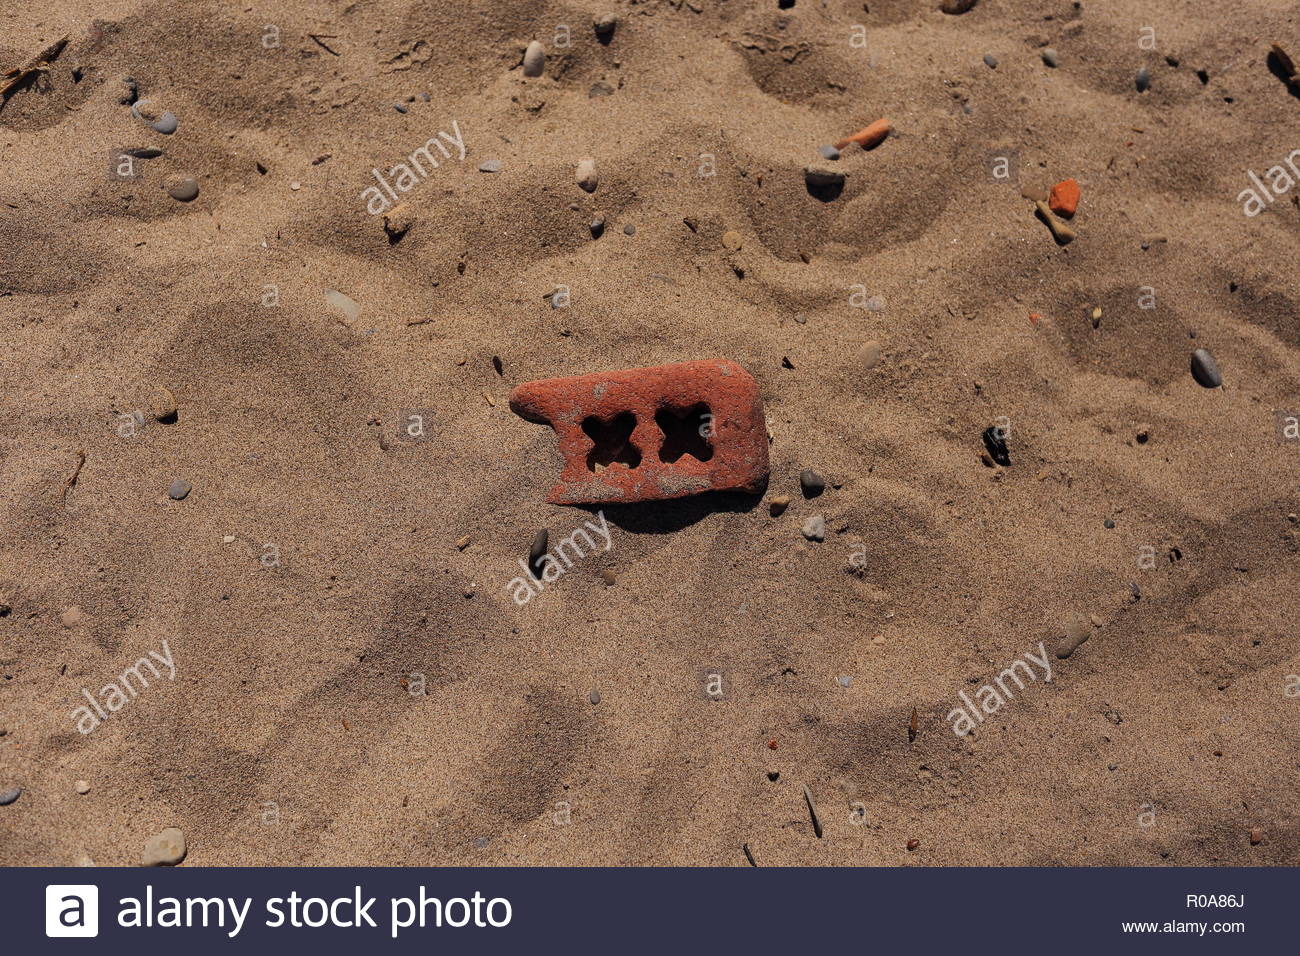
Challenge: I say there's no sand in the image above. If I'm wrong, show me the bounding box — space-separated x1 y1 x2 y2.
1 0 1298 867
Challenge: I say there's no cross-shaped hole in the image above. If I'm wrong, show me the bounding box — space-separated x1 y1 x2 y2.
655 403 714 464
582 412 642 471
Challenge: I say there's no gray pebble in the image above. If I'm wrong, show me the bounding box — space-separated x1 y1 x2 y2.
523 41 545 77
817 144 840 161
1136 66 1150 92
150 111 178 134
166 178 199 202
588 689 601 705
837 676 852 688
477 159 502 173
623 223 636 236
168 479 192 500
1042 48 1059 68
393 103 408 114
801 515 826 541
983 54 998 69
474 836 490 849
0 786 20 806
799 469 825 498
1191 348 1222 388
590 216 605 239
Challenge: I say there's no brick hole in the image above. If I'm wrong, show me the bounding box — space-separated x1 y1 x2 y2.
582 412 642 471
655 403 714 464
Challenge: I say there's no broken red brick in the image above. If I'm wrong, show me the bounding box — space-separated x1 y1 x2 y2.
510 359 769 505
1049 178 1080 218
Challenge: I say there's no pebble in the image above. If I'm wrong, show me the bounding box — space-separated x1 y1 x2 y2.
799 469 826 498
1136 66 1150 92
623 223 636 236
523 41 545 77
589 689 602 704
576 157 599 193
529 528 549 577
1042 48 1059 68
477 159 502 173
594 13 618 43
165 177 199 202
769 495 790 517
837 675 852 688
817 144 840 161
60 606 86 628
590 216 605 239
393 102 408 114
149 386 177 422
983 54 998 69
325 289 362 324
150 111 178 134
981 426 1011 466
168 479 192 500
1191 348 1222 388
1055 614 1091 659
126 147 164 159
801 515 826 541
142 827 187 866
75 780 90 795
474 836 490 849
0 786 20 806
722 230 743 251
1250 827 1262 846
859 341 882 369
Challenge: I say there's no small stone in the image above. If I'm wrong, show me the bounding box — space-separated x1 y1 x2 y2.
142 827 187 866
0 786 20 806
165 177 199 202
599 568 616 586
1104 518 1115 529
393 102 408 114
801 515 826 541
983 54 998 69
594 13 618 43
588 689 602 704
455 534 472 550
1191 348 1222 388
872 634 885 645
474 836 490 849
150 111 178 134
223 535 235 543
576 157 599 193
149 386 177 423
817 144 840 161
623 223 636 236
769 495 790 517
1055 614 1091 659
859 341 882 369
522 40 545 77
722 230 743 251
477 159 502 173
982 426 1010 466
1250 827 1262 846
168 479 192 500
325 289 362 324
799 469 826 498
75 780 90 795
1042 48 1059 68
529 528 549 577
590 216 605 239
907 838 920 851
837 675 852 688
1136 66 1150 92
60 606 86 628
289 181 301 191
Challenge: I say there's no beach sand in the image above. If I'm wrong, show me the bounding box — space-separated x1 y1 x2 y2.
1 0 1298 866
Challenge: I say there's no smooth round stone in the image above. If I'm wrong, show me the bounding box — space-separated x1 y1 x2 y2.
983 54 998 69
590 216 605 239
168 479 192 500
166 177 199 202
623 223 636 236
859 340 882 369
799 469 826 498
142 827 186 866
801 515 826 541
149 386 177 422
588 689 602 704
1136 66 1150 92
817 144 840 161
75 780 90 795
522 40 545 77
150 111 178 134
1042 48 1059 68
1191 348 1222 388
0 786 20 806
722 230 743 251
477 159 501 173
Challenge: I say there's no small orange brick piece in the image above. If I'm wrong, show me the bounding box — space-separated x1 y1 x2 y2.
1049 178 1080 218
510 359 769 505
834 118 892 151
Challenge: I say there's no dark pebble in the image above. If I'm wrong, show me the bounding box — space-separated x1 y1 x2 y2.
0 786 20 806
799 469 825 498
1191 348 1222 388
1104 518 1115 529
623 223 636 235
1136 66 1150 92
590 216 605 239
168 479 192 500
817 144 840 161
983 54 998 69
127 147 163 159
981 426 1010 466
393 103 408 114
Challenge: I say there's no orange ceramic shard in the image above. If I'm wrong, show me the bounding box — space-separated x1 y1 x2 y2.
834 118 892 151
1049 178 1080 218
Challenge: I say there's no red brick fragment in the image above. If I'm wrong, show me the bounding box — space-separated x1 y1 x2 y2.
509 359 769 505
1049 178 1080 218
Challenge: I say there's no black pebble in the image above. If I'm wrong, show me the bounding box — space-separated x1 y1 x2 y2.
1191 348 1222 388
590 216 605 239
982 426 1010 466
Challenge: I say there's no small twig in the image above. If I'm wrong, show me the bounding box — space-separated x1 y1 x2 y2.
308 34 341 56
1 35 69 108
61 450 86 501
742 843 758 867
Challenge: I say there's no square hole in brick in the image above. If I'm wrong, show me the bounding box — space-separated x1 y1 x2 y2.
656 403 714 464
582 411 642 471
